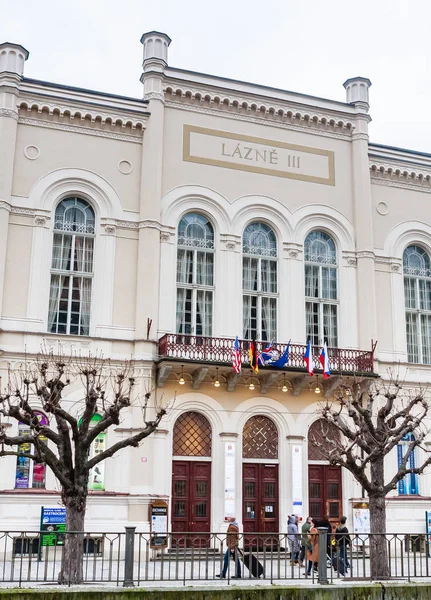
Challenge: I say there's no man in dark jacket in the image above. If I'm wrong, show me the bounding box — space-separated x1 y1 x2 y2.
318 515 333 556
335 516 351 570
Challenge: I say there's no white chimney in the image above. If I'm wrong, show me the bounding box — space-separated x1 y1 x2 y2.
140 31 171 73
0 42 29 77
343 77 371 111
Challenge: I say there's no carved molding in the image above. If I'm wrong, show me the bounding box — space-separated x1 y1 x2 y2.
18 117 143 144
10 206 34 216
0 201 11 211
352 133 369 141
144 91 166 102
356 250 375 260
104 225 116 235
371 176 431 194
34 216 47 227
160 230 174 243
115 220 139 229
283 243 302 260
164 100 354 141
140 219 162 231
0 108 18 121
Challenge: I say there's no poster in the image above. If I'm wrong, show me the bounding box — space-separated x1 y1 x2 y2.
40 507 66 547
353 506 370 545
90 433 106 490
224 442 236 519
150 503 168 548
291 444 303 521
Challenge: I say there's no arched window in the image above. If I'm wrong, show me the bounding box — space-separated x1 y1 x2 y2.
304 230 338 347
173 411 212 457
176 213 214 338
403 245 431 364
243 222 277 341
242 415 278 459
48 197 95 336
397 433 418 495
15 412 49 489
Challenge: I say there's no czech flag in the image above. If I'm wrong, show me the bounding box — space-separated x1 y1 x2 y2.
304 340 314 376
320 342 331 379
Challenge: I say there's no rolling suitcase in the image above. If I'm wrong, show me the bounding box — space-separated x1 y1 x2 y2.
239 549 264 578
332 554 346 576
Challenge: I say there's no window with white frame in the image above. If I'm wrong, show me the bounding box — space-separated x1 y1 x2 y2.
242 222 277 342
15 412 48 490
403 245 431 364
48 197 95 336
397 433 418 495
304 230 338 347
176 213 214 338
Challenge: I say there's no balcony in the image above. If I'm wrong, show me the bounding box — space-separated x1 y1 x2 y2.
157 334 378 393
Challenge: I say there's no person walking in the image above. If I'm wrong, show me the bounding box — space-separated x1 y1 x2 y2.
299 516 312 568
217 517 241 579
306 518 319 576
319 514 333 557
335 516 351 572
287 515 300 565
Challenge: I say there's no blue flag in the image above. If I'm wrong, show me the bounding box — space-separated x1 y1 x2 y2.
271 341 290 368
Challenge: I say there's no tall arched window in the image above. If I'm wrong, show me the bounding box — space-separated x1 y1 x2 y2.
403 245 431 364
304 230 338 347
176 213 214 338
48 197 95 336
397 433 418 495
243 222 277 341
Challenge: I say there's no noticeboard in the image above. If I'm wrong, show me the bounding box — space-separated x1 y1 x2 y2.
149 501 168 548
40 507 66 547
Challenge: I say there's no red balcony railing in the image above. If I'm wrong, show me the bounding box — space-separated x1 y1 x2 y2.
158 334 376 374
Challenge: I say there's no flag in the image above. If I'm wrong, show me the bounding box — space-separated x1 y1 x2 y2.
248 338 259 374
304 340 314 376
259 340 274 366
271 341 290 368
232 336 242 374
320 342 331 379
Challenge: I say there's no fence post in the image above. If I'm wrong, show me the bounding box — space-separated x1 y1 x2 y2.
317 527 329 585
123 526 136 587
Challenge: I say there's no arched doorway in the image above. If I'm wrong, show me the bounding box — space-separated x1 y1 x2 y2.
242 415 279 543
171 411 212 542
308 419 342 526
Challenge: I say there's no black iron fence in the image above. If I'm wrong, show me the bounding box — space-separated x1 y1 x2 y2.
0 528 430 587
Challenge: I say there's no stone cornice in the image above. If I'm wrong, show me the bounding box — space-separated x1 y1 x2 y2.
18 116 143 144
164 94 354 141
0 108 18 121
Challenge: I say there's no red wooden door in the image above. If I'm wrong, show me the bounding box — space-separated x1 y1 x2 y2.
243 463 278 548
308 464 342 527
172 461 211 547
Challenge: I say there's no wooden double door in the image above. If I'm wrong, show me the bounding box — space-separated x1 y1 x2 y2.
308 464 342 526
242 463 279 548
172 461 211 546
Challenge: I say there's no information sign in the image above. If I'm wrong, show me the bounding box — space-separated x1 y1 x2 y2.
149 501 168 548
40 507 66 547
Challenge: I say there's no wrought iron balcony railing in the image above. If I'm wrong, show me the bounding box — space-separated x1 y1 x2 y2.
158 334 376 375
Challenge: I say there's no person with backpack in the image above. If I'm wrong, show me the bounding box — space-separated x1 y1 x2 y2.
335 516 351 572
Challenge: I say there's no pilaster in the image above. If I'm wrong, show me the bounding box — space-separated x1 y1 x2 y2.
0 43 28 320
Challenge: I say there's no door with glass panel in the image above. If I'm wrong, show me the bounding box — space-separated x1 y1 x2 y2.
243 464 279 549
176 214 214 344
171 461 211 547
308 465 342 527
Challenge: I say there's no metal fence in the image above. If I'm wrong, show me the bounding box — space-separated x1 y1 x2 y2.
0 528 430 587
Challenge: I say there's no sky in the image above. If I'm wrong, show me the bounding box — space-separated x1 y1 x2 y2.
1 0 431 153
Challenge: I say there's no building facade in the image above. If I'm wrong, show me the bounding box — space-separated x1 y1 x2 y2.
1 33 431 538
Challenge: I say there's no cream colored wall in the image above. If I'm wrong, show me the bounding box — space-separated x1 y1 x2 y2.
162 108 355 222
112 234 139 329
13 124 142 214
2 220 33 319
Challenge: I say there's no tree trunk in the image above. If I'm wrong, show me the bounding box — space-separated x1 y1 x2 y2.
369 458 389 579
58 491 87 584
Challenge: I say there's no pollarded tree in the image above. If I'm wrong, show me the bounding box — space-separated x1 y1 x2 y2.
0 351 168 584
315 379 431 579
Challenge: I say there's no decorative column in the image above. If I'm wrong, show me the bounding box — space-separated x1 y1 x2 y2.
0 43 28 319
135 32 171 354
343 77 377 351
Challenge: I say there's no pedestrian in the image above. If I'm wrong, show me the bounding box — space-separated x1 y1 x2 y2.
287 515 300 565
217 516 241 579
299 516 312 568
335 516 351 571
306 518 319 576
319 514 333 557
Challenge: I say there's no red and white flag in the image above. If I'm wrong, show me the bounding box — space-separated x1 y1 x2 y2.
232 336 242 374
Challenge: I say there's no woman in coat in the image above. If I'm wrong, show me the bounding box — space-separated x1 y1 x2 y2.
287 515 300 565
306 518 319 576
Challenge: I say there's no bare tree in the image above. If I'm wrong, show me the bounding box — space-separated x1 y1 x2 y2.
315 378 431 579
0 351 168 584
